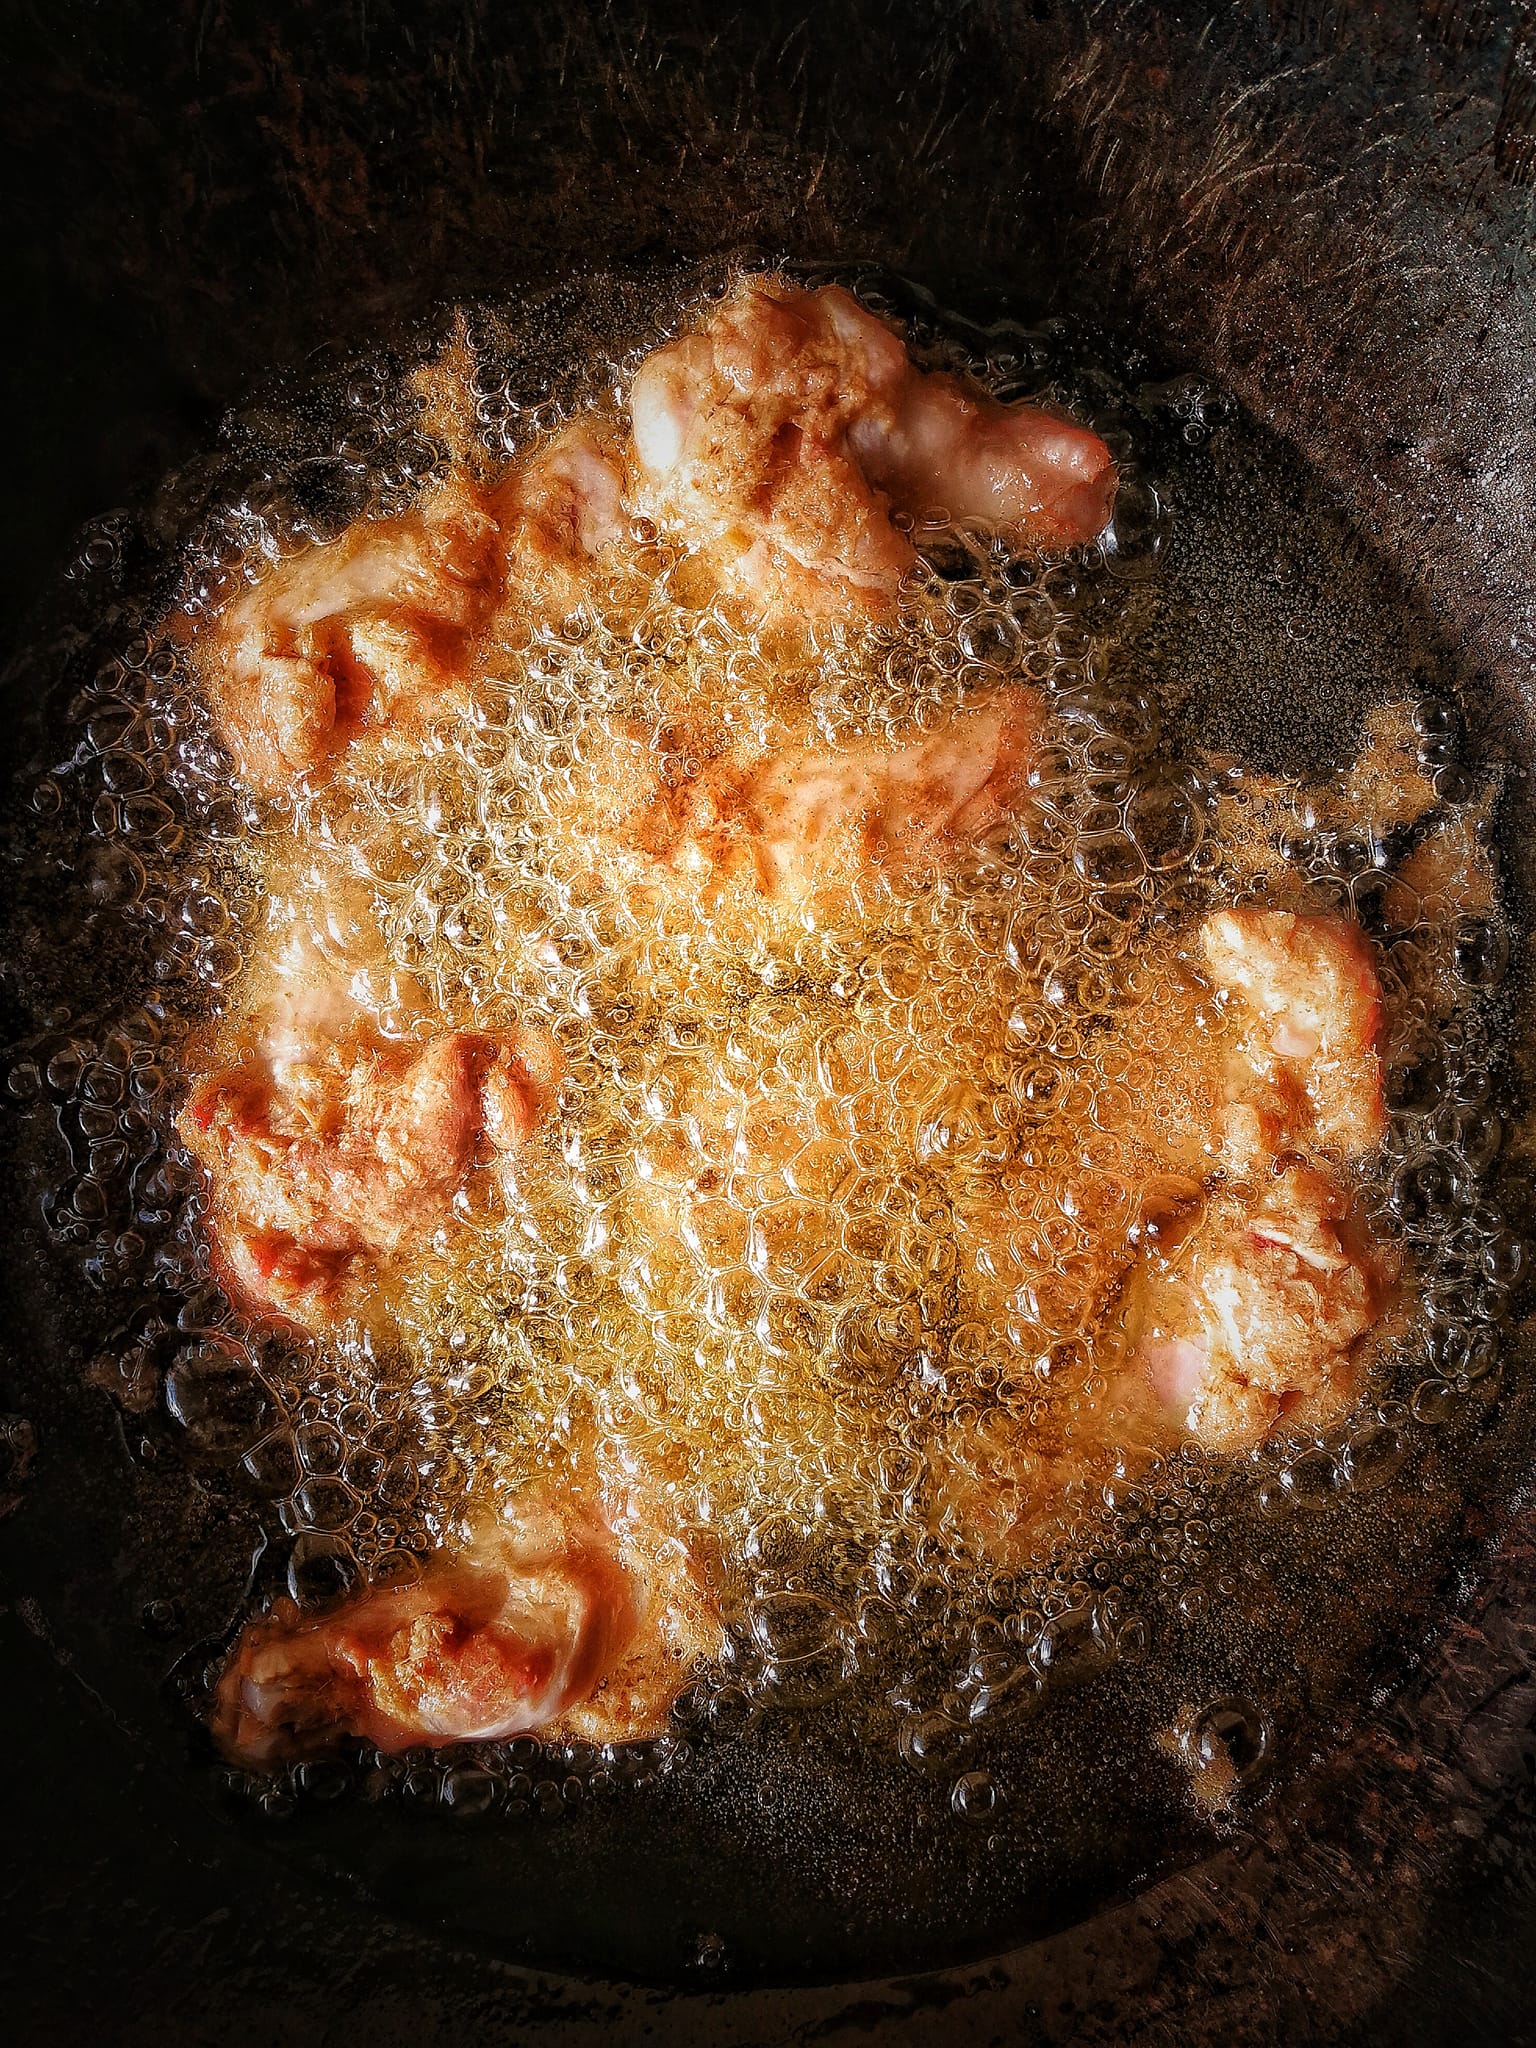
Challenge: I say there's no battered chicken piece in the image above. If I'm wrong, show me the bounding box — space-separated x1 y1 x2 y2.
495 421 629 615
200 474 502 795
199 427 626 795
179 1015 559 1329
212 1485 722 1765
932 1164 1397 1564
1123 1164 1398 1454
1116 910 1392 1449
1200 908 1387 1166
629 276 1116 622
569 687 1041 906
930 904 1395 1563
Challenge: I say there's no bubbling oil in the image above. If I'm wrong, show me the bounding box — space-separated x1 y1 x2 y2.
2 262 1522 1839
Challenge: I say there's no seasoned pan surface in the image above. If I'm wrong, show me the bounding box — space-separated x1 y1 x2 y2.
4 0 1536 2035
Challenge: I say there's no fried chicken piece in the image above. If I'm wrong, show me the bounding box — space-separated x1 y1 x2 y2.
494 421 629 617
564 687 1041 906
931 1165 1397 1565
1113 913 1391 1451
179 1011 559 1330
629 276 1116 621
200 474 502 795
1123 1163 1398 1454
1199 908 1387 1167
212 1485 722 1765
928 904 1396 1563
199 427 626 795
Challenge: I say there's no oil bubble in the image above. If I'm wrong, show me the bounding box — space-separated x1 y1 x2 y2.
164 1344 274 1460
1188 1695 1271 1783
950 1769 1000 1822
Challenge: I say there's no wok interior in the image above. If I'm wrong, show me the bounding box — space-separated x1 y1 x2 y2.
3 0 1534 2004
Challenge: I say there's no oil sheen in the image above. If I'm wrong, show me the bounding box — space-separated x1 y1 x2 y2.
2 262 1521 1838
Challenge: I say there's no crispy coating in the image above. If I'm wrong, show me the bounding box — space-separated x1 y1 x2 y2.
179 1020 560 1330
630 277 1116 620
554 687 1041 909
194 278 1113 791
200 475 503 794
1123 1163 1398 1454
198 428 626 794
932 908 1398 1565
1200 908 1387 1167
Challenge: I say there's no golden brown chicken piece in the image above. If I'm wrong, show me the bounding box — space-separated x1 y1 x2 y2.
628 276 1117 622
212 1484 722 1765
200 474 502 795
1106 911 1395 1454
198 427 626 795
930 906 1397 1565
494 421 629 617
933 1167 1397 1569
179 1014 559 1330
1200 908 1387 1167
1114 910 1393 1450
559 687 1041 908
1120 1163 1398 1454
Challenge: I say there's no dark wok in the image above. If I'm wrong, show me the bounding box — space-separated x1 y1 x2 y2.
4 0 1536 2039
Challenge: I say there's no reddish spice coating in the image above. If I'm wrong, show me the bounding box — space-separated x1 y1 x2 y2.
212 1488 722 1765
178 1025 560 1331
198 426 626 794
615 687 1042 902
